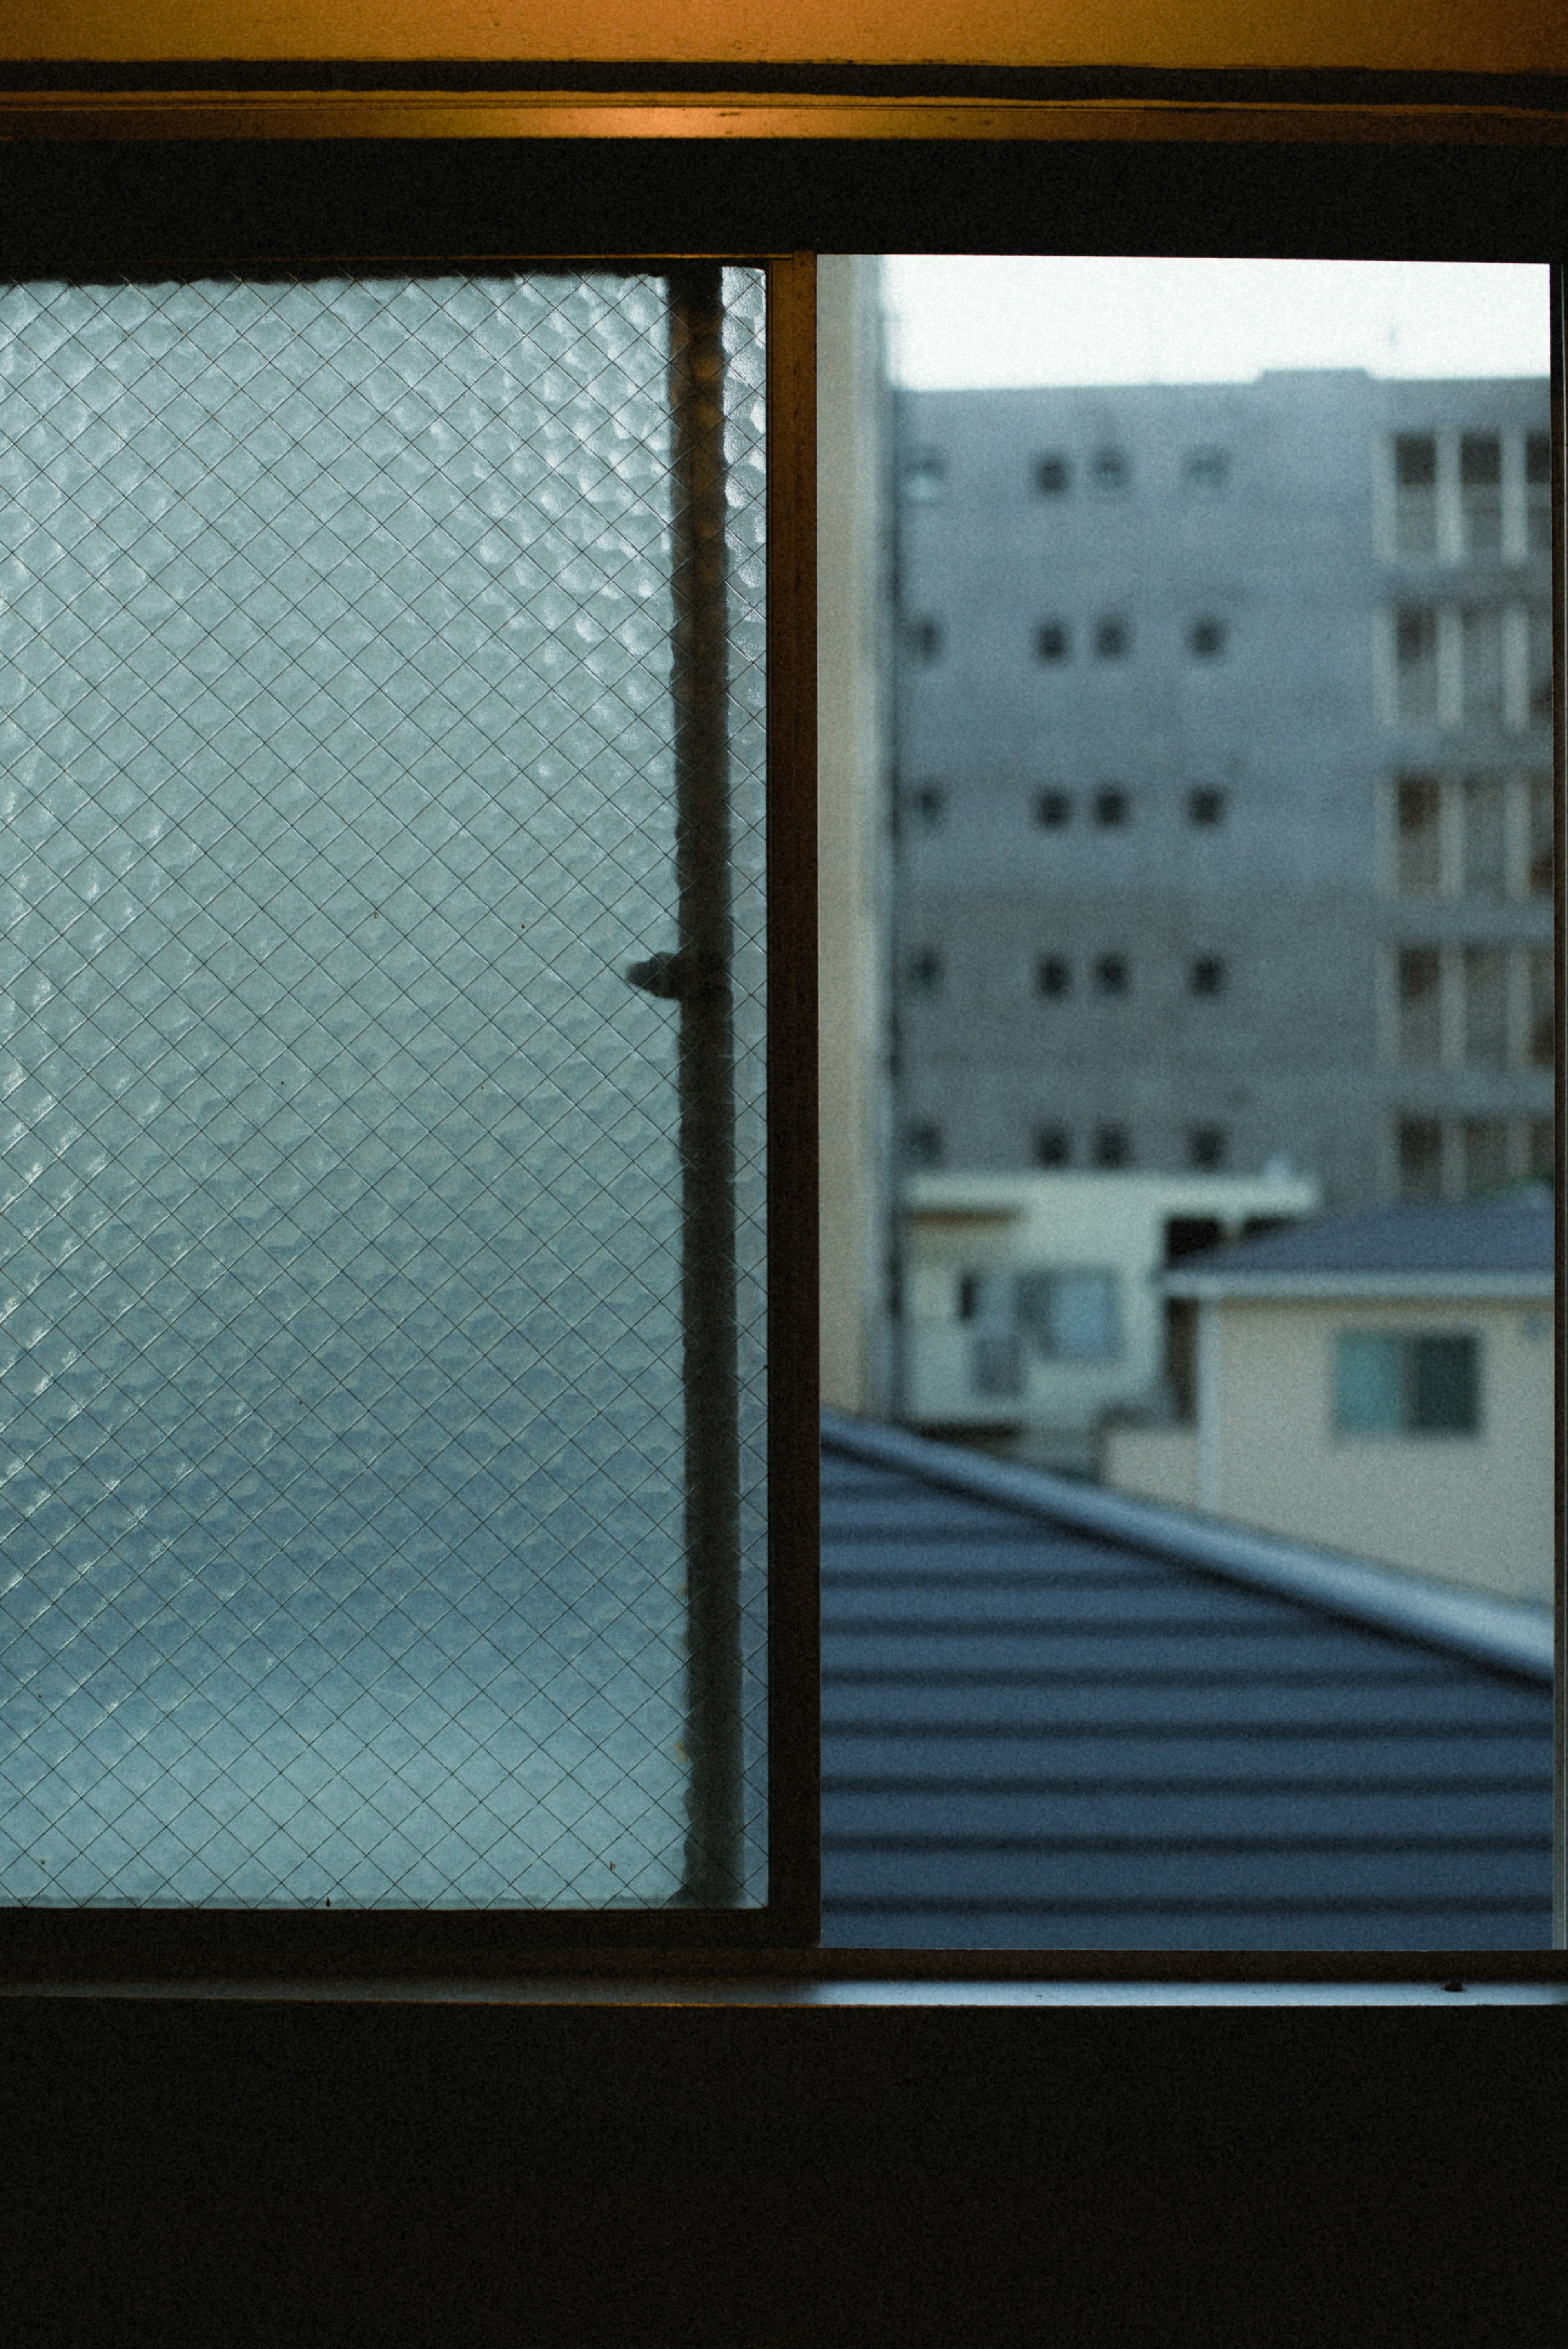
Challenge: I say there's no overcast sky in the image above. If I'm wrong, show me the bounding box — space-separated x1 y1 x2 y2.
883 258 1551 389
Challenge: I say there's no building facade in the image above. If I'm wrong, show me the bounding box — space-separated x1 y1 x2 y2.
893 370 1554 1208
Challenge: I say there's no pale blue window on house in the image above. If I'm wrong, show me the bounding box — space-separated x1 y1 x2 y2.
1016 1269 1121 1362
0 268 768 1910
1334 1331 1480 1435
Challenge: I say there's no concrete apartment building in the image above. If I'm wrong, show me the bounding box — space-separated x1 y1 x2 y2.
893 370 1555 1209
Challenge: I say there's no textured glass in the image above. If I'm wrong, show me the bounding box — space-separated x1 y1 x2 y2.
0 270 767 1906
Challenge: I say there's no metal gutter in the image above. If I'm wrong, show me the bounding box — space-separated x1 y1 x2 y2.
821 1409 1554 1685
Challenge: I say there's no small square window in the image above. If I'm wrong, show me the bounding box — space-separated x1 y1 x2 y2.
1036 621 1070 663
1092 448 1129 492
1094 954 1129 997
1035 453 1071 495
1035 788 1071 828
1184 448 1229 493
1395 433 1437 488
909 784 945 829
1189 956 1226 996
1189 617 1227 659
906 1121 944 1168
1093 788 1128 828
1187 786 1227 827
908 617 943 664
903 449 947 502
1034 1125 1071 1167
1094 616 1129 660
1526 431 1551 485
1037 955 1071 998
1397 1116 1444 1201
908 947 943 994
1188 1126 1227 1169
1459 433 1500 487
1093 1124 1131 1168
1335 1332 1479 1435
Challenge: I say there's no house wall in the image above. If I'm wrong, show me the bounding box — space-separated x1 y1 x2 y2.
1207 1292 1552 1600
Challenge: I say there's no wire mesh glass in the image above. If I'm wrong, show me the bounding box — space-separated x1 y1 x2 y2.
0 267 768 1907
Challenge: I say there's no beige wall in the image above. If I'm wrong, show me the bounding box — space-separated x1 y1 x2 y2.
817 258 889 1417
7 0 1567 70
1110 1295 1554 1602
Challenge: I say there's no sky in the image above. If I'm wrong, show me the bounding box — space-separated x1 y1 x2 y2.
882 258 1551 389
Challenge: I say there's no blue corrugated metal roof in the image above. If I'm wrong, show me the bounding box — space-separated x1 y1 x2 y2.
821 1420 1553 1952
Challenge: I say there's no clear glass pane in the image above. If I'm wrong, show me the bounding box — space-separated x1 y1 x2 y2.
0 268 767 1908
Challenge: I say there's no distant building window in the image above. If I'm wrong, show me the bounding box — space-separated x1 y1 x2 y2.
1526 431 1552 554
1397 1116 1444 1201
1093 953 1129 997
1459 432 1502 558
1461 773 1506 897
1093 787 1128 828
1184 448 1229 494
1528 606 1553 729
1016 1269 1122 1362
1094 615 1129 660
1036 955 1071 999
909 783 945 829
908 947 944 995
1092 1125 1131 1168
1335 1332 1479 1436
1187 1126 1227 1170
1189 956 1226 997
906 1121 944 1168
1392 434 1438 560
908 617 944 664
1036 621 1070 663
1461 945 1508 1069
1187 786 1227 828
1529 773 1553 894
1396 947 1442 1066
1460 606 1503 728
1035 453 1071 496
1462 1118 1510 1195
1394 606 1438 726
1091 448 1129 492
1529 1118 1554 1181
1189 617 1227 660
1395 775 1442 893
903 449 947 502
1034 1125 1071 1167
1035 788 1071 827
1529 947 1554 1069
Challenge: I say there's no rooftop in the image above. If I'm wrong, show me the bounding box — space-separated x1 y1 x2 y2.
1165 1192 1555 1294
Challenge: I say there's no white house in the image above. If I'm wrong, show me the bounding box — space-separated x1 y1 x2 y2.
901 1165 1321 1472
1104 1191 1554 1603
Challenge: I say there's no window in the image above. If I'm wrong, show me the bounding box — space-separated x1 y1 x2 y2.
1189 956 1226 997
1189 617 1227 659
1036 955 1071 998
1394 606 1438 724
1091 447 1129 492
1092 1124 1131 1167
1397 948 1443 1065
908 616 944 663
1187 1126 1227 1169
1093 787 1129 827
1528 773 1553 894
1463 1118 1510 1193
1015 1269 1122 1361
1459 432 1502 557
1530 948 1555 1069
1392 432 1438 558
1187 786 1227 828
1461 607 1503 727
1036 620 1070 662
906 1120 944 1168
1526 430 1553 554
903 447 947 501
908 947 944 994
0 254 797 1937
1093 953 1129 997
1094 615 1129 659
1334 1332 1480 1436
1035 452 1071 495
1462 945 1508 1068
1035 788 1072 827
909 783 945 828
1184 448 1229 494
1397 1115 1445 1201
1529 606 1554 727
1396 775 1442 892
1034 1124 1071 1167
1461 774 1506 895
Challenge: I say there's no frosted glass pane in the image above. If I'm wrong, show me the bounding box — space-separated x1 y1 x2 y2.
0 269 767 1907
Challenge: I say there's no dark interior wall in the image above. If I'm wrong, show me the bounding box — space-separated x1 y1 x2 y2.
4 1999 1561 2344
